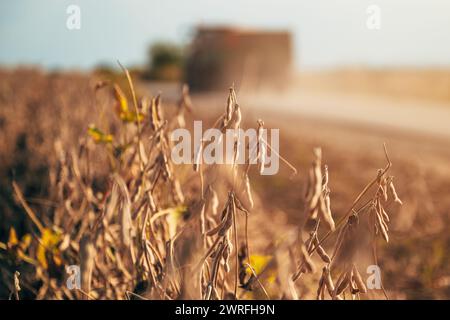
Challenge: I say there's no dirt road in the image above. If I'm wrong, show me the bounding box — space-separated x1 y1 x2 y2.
239 90 450 142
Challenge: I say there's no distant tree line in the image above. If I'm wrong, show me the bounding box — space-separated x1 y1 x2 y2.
93 42 185 82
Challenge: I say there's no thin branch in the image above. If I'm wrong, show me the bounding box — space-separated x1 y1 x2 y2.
12 181 45 233
244 263 271 300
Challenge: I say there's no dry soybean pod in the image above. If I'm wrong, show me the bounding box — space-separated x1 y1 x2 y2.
352 264 367 294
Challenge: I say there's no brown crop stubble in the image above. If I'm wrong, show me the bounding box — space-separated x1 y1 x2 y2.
5 68 402 300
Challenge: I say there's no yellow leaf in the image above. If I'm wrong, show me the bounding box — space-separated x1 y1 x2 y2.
166 205 188 238
246 254 272 276
3 228 35 265
19 234 32 251
267 274 276 284
8 227 19 247
113 84 129 115
113 83 145 123
120 111 144 123
87 125 113 144
113 84 145 123
36 244 47 269
37 228 63 269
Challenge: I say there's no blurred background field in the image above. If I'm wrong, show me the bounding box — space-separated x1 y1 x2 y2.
1 0 450 299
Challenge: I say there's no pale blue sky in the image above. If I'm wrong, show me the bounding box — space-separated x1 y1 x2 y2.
1 0 450 70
